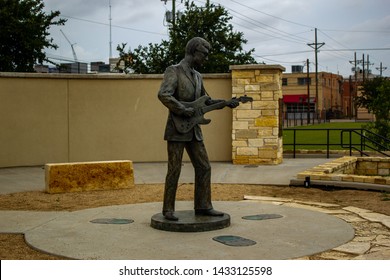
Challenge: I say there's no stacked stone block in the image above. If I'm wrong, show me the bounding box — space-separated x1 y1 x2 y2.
230 64 285 165
296 156 390 186
356 157 390 176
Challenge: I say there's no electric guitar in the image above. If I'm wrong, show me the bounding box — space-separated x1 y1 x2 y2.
172 95 253 134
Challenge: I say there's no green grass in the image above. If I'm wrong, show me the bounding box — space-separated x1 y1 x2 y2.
380 192 390 201
283 122 368 151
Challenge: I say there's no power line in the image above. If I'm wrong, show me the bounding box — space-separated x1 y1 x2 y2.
319 28 390 33
320 47 390 52
258 50 312 57
318 29 350 50
231 19 307 45
212 1 389 73
228 0 314 29
254 55 306 64
62 15 168 36
224 8 308 44
317 29 353 61
196 0 310 45
247 30 312 45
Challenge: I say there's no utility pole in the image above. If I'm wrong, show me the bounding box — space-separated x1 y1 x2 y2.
376 62 388 77
348 75 352 119
362 54 365 82
109 0 112 58
365 54 374 79
306 59 311 124
348 52 359 119
172 0 176 30
307 28 325 119
162 0 177 29
353 52 357 119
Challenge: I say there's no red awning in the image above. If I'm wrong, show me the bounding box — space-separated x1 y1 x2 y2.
283 95 316 103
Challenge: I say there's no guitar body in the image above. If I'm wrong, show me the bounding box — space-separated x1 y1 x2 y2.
172 95 253 134
172 96 218 134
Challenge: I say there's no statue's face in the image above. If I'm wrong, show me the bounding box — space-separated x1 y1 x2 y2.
193 48 209 67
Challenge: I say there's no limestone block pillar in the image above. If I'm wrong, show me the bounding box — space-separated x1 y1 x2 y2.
230 64 285 165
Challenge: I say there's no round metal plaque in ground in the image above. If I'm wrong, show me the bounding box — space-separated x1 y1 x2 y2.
151 211 230 232
242 214 283 220
90 218 134 224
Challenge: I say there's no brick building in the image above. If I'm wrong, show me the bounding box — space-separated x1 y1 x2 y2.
282 66 343 123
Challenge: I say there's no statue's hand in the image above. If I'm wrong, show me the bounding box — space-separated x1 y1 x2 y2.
204 96 213 105
228 99 240 108
182 107 195 117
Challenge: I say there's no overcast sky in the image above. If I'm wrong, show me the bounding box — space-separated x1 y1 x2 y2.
42 0 390 77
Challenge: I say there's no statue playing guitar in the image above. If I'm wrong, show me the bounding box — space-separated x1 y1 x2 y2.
158 37 253 221
172 95 252 133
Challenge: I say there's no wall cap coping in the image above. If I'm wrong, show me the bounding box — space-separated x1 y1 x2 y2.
229 64 286 72
0 72 230 80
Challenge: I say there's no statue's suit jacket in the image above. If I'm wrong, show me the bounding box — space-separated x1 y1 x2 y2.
158 60 208 142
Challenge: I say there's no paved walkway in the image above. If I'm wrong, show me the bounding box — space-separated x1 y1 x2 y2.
0 158 389 260
0 158 332 194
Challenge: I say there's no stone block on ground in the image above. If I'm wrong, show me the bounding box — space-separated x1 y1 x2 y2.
45 160 134 194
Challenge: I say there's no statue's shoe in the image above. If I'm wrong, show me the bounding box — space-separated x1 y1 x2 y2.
163 211 179 221
195 208 224 216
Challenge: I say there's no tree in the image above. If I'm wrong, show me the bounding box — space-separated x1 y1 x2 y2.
355 77 390 149
117 41 171 74
117 1 256 74
0 0 66 72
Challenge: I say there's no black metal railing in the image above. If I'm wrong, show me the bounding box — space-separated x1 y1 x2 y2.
284 128 390 158
341 129 390 157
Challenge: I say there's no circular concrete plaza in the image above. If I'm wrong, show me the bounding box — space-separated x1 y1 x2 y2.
25 201 355 260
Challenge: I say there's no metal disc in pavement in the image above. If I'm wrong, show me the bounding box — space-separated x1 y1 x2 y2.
242 214 283 220
90 218 134 224
213 235 256 246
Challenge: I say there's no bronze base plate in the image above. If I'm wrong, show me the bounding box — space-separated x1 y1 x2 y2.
151 210 230 232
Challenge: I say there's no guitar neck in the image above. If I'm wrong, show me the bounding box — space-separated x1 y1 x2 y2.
200 95 252 115
201 100 229 114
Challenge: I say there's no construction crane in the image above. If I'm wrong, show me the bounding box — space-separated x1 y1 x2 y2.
60 29 78 62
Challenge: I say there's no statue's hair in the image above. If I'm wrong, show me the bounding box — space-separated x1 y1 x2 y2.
185 37 211 55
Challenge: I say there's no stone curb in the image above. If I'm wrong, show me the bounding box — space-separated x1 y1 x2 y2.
292 156 390 192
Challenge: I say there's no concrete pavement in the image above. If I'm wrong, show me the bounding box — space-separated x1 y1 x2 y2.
0 158 389 260
0 158 333 194
3 201 354 260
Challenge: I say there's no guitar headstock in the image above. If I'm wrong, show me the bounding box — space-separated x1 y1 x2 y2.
236 95 253 103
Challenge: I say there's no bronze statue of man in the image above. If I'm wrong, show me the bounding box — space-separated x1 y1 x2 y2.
158 37 239 221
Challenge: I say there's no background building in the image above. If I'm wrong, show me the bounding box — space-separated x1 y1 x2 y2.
342 73 375 121
59 62 88 74
282 66 343 125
